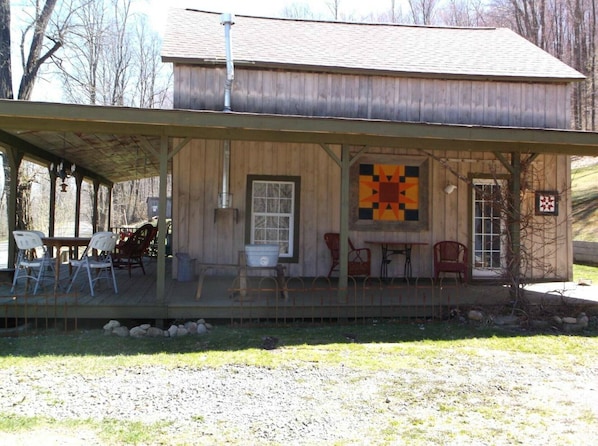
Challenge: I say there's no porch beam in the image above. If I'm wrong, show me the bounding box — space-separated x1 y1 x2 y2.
2 101 598 158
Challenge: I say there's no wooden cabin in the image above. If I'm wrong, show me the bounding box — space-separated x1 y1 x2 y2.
161 9 584 283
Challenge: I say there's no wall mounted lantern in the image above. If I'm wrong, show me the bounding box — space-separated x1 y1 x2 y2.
443 183 457 195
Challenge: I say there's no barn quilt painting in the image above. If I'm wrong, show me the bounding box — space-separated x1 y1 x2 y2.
358 163 419 221
350 156 428 231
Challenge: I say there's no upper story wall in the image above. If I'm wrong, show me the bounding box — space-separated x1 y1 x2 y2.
173 65 572 129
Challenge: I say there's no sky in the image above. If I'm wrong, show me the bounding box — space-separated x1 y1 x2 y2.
19 0 406 101
148 0 405 35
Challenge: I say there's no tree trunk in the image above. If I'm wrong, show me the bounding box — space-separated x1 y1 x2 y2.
18 0 59 100
0 0 12 99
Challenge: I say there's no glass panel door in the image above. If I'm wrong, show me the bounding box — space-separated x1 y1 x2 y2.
472 179 505 278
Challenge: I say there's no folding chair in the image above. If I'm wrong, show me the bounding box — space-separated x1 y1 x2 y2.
11 230 55 294
66 232 118 297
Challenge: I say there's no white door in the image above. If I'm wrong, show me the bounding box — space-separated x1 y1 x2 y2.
471 179 506 278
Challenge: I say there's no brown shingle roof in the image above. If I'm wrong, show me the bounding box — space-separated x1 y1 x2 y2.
161 8 584 81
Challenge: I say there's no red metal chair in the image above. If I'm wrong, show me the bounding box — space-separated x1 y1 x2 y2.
324 233 371 278
433 241 468 282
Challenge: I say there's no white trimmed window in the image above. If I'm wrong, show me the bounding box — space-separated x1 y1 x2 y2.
246 175 300 261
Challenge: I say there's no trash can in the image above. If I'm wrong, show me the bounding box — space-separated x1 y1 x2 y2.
176 253 196 282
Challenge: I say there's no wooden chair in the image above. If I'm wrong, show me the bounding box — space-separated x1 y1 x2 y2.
433 241 468 282
112 223 157 277
324 233 371 278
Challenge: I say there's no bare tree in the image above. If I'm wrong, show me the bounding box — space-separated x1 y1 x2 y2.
281 2 320 19
408 0 439 24
58 0 169 108
441 0 489 26
486 0 597 131
17 0 64 100
57 0 106 104
327 0 342 20
132 15 171 108
54 0 171 228
0 0 76 235
0 0 12 99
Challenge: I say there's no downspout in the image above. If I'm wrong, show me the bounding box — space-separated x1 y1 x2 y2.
219 13 235 209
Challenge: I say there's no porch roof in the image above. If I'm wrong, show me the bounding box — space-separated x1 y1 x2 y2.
0 99 598 186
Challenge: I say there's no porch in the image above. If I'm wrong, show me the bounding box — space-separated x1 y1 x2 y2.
2 256 595 328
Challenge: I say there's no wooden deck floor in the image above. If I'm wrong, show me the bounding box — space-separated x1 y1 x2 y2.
3 257 594 326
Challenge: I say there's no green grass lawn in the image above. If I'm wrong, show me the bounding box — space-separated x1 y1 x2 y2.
1 323 597 445
573 263 598 284
572 163 598 242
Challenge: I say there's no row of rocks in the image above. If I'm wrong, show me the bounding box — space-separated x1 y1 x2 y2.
103 319 212 338
465 309 591 332
550 313 590 332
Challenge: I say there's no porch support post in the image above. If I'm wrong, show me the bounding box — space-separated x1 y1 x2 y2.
338 144 351 302
510 152 522 294
156 134 169 303
74 173 83 236
92 179 99 232
5 147 23 268
107 185 112 233
48 169 57 237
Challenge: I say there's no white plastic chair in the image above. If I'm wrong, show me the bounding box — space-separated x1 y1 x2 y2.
66 232 118 297
11 230 55 295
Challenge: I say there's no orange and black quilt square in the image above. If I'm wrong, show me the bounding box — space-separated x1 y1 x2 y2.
358 163 419 221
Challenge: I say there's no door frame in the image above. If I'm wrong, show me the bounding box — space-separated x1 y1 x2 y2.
470 176 509 279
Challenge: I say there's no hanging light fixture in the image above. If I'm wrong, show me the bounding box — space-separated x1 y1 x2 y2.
50 159 76 192
50 133 77 192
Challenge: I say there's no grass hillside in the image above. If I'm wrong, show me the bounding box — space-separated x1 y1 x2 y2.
571 159 598 242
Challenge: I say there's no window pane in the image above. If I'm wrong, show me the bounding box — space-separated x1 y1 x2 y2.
254 229 266 242
254 198 266 213
266 198 279 213
280 184 293 198
280 198 292 213
254 182 267 197
254 216 266 229
268 183 280 197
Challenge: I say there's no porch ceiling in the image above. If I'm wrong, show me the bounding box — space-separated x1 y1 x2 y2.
1 99 597 185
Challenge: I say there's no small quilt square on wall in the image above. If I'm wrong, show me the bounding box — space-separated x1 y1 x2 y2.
535 190 559 216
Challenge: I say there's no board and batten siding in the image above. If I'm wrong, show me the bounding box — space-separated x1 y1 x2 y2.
173 139 571 280
172 64 572 280
173 65 572 129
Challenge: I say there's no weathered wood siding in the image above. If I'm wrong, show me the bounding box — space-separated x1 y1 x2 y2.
172 64 572 280
174 66 572 129
173 141 571 280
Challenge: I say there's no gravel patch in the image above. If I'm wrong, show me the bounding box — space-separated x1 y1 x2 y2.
1 352 597 445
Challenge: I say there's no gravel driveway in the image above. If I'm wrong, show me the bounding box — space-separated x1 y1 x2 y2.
1 346 597 445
